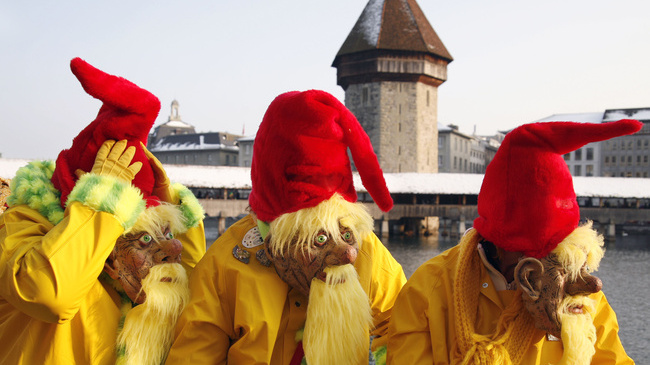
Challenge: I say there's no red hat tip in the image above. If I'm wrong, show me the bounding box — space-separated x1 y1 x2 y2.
474 119 643 258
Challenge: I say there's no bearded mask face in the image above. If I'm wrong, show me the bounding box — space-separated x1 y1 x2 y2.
104 225 183 304
265 224 358 297
515 253 602 338
514 224 605 339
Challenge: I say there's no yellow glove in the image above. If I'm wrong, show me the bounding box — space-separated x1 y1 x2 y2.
91 140 142 182
140 142 173 203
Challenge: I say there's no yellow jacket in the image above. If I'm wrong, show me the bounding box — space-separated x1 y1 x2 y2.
167 214 406 364
0 203 205 364
387 244 633 364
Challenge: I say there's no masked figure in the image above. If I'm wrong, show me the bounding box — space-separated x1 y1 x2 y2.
167 90 406 365
388 120 639 364
0 58 205 365
0 178 9 214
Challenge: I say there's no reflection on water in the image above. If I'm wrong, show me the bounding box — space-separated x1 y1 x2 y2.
384 233 650 363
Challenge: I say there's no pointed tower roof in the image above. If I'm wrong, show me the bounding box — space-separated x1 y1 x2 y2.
334 0 452 62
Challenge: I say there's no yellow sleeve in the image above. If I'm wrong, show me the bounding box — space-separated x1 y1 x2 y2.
177 220 206 276
167 251 231 364
386 262 438 364
0 203 123 323
591 291 634 364
362 233 407 350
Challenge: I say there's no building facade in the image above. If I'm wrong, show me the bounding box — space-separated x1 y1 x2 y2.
237 136 255 167
437 124 500 173
148 100 242 166
332 0 452 173
601 108 650 177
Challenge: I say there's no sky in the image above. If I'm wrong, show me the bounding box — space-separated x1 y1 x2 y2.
2 0 649 160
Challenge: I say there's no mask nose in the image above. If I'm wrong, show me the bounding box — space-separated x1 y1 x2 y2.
159 238 183 263
565 273 602 296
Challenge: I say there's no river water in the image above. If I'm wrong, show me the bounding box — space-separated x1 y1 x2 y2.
205 228 649 362
384 233 650 363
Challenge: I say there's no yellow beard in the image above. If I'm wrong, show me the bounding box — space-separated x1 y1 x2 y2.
117 263 190 365
303 264 372 365
557 295 597 365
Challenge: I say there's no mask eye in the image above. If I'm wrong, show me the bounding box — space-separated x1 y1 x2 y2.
139 234 153 247
315 234 328 247
342 231 352 241
165 231 174 240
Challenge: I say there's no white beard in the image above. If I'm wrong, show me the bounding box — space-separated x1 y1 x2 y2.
117 263 190 365
303 264 373 365
557 295 597 365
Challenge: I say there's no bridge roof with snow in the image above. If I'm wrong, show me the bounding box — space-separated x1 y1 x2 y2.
2 158 648 199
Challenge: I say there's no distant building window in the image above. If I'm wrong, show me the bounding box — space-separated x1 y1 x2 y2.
439 155 443 168
574 149 582 161
574 165 582 176
208 154 212 161
586 165 593 177
628 156 632 164
645 155 648 163
638 140 642 148
245 144 251 154
362 87 369 105
612 156 616 163
605 156 610 164
613 142 617 150
586 148 593 160
454 157 457 169
564 153 570 161
226 155 230 165
638 156 642 164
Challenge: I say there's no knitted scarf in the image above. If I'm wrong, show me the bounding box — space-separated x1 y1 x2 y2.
452 229 537 365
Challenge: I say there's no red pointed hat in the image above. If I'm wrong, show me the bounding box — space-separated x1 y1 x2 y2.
473 119 642 258
249 90 393 222
51 58 161 207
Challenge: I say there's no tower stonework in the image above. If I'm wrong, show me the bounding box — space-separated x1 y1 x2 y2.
333 0 452 173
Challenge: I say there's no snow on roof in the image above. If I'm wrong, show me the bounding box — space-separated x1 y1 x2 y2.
532 112 604 124
163 120 194 128
359 0 383 46
152 142 237 152
2 158 649 199
603 109 650 122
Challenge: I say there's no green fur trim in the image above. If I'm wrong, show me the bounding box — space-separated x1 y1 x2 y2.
172 183 205 229
295 327 304 343
7 161 65 225
67 174 146 231
372 345 387 365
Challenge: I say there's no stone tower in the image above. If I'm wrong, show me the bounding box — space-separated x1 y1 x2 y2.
332 0 452 173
